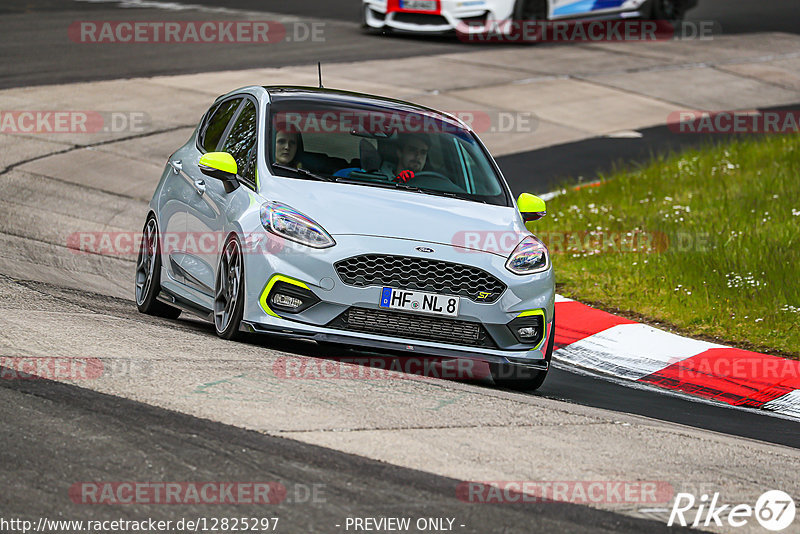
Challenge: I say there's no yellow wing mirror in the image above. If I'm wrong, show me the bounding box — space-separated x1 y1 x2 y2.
198 152 239 193
199 152 238 177
517 193 547 226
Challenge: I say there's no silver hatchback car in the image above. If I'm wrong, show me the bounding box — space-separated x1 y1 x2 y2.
135 86 555 389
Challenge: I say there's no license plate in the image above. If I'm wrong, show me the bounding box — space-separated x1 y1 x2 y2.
400 0 438 11
380 287 459 317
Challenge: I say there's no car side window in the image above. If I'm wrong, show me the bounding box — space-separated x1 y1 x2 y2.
199 98 243 153
221 99 258 187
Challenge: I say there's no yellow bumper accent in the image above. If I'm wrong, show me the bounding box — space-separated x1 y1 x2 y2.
515 309 547 350
259 274 310 317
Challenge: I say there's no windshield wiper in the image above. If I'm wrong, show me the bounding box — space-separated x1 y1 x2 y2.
392 182 477 201
272 163 333 182
333 174 487 203
334 177 454 196
393 182 450 195
334 176 397 188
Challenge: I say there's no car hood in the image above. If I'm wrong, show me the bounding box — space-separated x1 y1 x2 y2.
265 178 529 257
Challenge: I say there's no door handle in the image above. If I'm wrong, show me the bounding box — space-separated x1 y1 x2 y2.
169 160 182 174
193 179 206 195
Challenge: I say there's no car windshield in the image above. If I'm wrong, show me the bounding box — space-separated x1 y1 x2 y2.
266 98 510 206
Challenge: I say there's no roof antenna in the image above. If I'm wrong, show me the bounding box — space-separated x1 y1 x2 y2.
318 62 323 89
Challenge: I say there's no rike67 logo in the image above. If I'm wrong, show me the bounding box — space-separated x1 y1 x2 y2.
669 490 795 531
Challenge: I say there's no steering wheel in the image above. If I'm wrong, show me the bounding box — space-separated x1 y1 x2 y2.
409 171 466 193
412 170 450 181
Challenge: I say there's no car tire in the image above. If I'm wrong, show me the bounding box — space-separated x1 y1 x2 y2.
513 0 548 22
135 215 181 319
490 309 555 391
213 234 245 340
651 0 687 21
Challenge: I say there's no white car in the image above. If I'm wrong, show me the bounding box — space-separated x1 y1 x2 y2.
361 0 698 35
136 85 556 390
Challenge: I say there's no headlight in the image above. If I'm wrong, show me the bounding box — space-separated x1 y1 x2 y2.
260 202 335 249
505 236 549 275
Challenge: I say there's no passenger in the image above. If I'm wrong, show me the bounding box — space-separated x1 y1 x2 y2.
274 130 303 168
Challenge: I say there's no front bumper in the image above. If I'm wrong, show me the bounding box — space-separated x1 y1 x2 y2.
363 0 502 34
241 319 551 372
241 233 555 365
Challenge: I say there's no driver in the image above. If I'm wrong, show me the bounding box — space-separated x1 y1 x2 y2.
333 132 430 182
381 133 429 183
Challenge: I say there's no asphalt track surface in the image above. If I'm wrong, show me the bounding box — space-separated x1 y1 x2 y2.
495 103 800 193
1 0 798 89
1 372 690 533
5 0 793 32
4 267 800 452
0 0 488 89
2 1 799 531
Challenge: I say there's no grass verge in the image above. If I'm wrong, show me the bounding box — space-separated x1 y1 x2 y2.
534 134 800 357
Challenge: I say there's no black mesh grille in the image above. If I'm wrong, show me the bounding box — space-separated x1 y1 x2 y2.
328 307 496 348
393 13 449 25
334 255 506 303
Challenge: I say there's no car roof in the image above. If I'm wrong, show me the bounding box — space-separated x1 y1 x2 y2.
263 86 466 127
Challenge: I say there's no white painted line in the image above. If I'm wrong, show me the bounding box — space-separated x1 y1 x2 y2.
605 130 643 138
538 191 563 201
554 323 724 381
763 390 800 419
